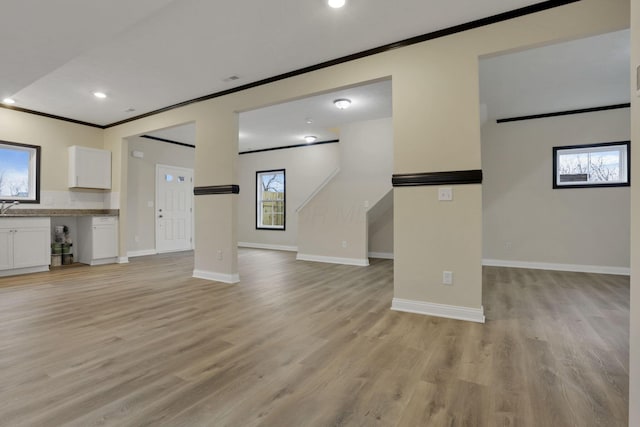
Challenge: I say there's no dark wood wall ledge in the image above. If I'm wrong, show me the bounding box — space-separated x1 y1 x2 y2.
392 170 482 187
194 185 240 195
0 209 119 217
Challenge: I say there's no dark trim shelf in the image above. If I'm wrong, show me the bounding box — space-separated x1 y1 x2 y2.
194 185 240 195
392 170 483 187
497 103 630 123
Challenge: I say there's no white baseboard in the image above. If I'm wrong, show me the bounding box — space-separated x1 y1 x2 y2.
90 257 119 266
238 242 298 252
0 265 49 277
193 269 240 284
482 259 630 276
391 298 485 323
296 253 369 267
127 249 157 258
368 251 394 259
118 256 129 264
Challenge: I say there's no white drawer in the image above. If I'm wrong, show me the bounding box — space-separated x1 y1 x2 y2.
0 217 51 229
92 216 116 226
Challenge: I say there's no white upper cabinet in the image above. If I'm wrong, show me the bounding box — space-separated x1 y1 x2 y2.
68 146 112 189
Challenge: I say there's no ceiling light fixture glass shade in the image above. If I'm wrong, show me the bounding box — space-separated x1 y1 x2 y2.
93 92 107 99
304 135 317 143
333 98 351 109
2 98 16 104
328 0 346 8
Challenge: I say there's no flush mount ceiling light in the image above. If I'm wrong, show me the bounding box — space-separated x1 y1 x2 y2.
93 92 107 99
328 0 346 8
304 135 317 143
333 98 351 109
2 98 16 105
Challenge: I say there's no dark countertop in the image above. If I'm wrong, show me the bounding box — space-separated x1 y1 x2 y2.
0 209 119 217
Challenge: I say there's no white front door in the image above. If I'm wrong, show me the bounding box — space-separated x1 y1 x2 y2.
156 165 193 253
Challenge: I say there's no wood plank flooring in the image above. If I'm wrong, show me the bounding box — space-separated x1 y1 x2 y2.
0 249 629 426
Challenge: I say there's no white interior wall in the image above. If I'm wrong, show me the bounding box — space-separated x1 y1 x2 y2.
297 117 393 264
237 142 340 250
481 108 630 273
368 189 394 257
126 136 195 256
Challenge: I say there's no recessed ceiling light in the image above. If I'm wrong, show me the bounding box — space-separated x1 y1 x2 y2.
305 118 313 124
304 135 317 143
93 92 107 99
328 0 346 8
2 98 16 105
333 98 351 109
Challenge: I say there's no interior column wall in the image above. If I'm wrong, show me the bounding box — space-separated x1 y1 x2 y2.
102 0 628 313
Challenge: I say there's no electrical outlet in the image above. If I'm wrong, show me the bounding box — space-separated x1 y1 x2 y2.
442 271 453 285
341 240 347 248
134 235 140 243
217 250 223 260
505 241 512 250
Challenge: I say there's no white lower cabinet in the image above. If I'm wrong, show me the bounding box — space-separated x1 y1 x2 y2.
0 218 51 276
77 216 118 265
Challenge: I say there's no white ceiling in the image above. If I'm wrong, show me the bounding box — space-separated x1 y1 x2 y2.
146 29 630 152
2 0 546 126
479 29 630 120
239 79 392 151
146 79 392 152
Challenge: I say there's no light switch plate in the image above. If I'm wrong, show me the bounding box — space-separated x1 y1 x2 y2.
438 187 453 201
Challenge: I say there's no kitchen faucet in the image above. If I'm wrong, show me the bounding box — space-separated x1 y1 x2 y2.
0 201 19 214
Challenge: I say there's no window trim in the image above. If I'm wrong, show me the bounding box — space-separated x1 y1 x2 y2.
256 169 286 231
552 141 630 189
0 139 41 203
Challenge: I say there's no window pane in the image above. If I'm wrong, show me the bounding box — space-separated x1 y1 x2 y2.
0 142 38 201
554 142 629 188
588 150 620 182
257 170 285 229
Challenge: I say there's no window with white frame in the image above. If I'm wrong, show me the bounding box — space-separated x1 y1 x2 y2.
0 140 41 203
553 141 630 189
256 169 285 230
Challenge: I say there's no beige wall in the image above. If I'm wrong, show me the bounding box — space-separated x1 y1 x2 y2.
297 117 393 262
126 136 195 255
482 109 630 270
93 1 630 302
0 109 104 192
238 142 340 249
368 189 393 256
0 0 627 309
630 0 639 424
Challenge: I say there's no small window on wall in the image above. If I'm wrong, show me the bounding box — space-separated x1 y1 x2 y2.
256 169 285 230
553 141 630 189
0 140 41 203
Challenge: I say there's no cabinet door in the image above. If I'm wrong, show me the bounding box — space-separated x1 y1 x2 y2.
92 225 117 259
13 228 50 269
70 146 111 189
0 229 13 270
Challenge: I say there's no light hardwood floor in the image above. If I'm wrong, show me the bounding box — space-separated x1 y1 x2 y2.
0 249 629 426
